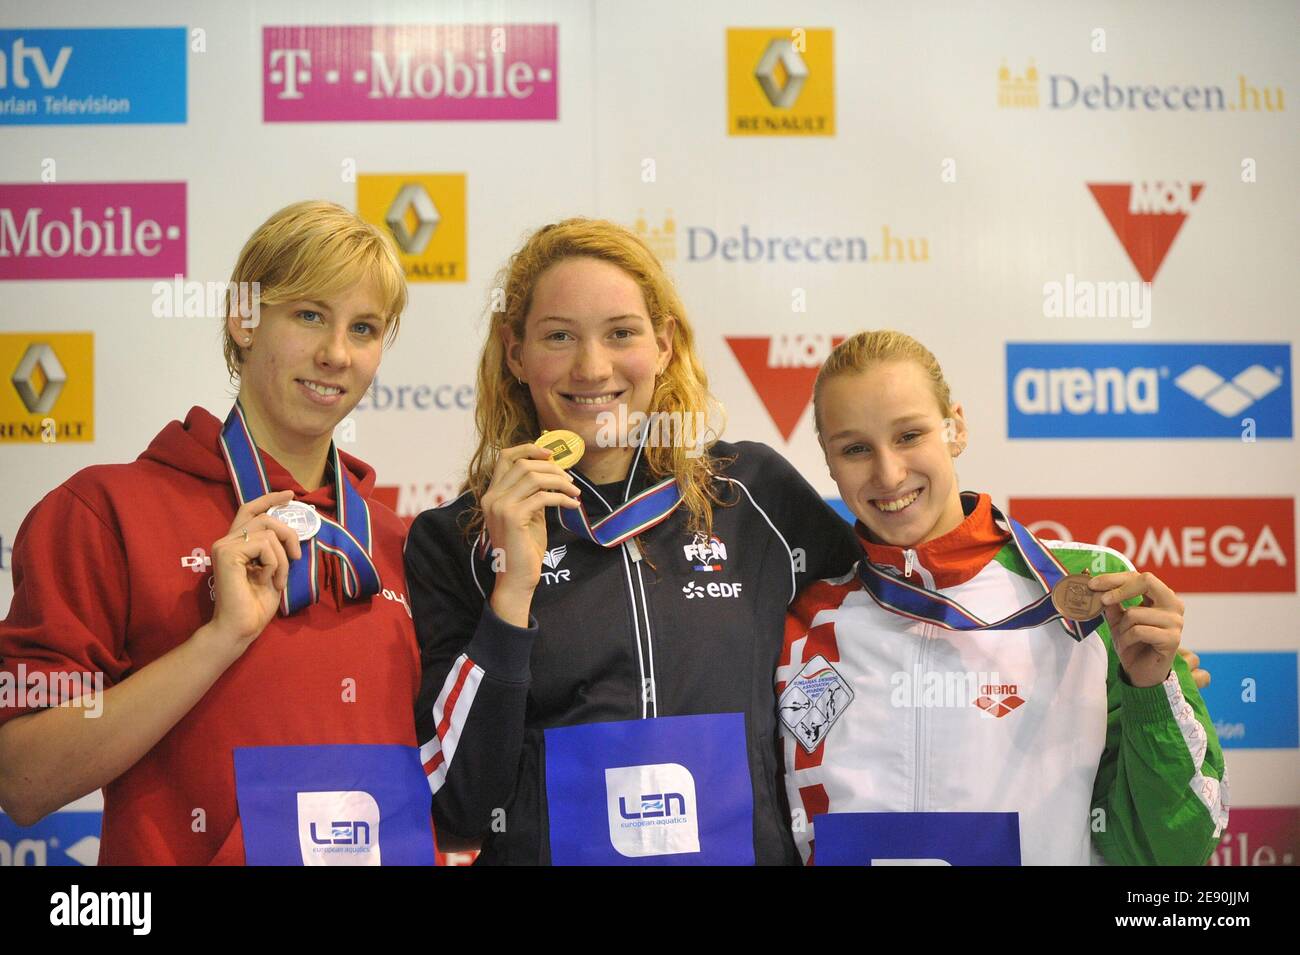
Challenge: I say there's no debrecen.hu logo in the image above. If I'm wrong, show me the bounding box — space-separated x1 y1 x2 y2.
997 59 1285 113
1005 342 1292 439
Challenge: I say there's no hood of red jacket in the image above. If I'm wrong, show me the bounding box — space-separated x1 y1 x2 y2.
137 405 377 509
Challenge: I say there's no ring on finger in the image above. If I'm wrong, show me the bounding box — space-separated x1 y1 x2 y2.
242 526 250 543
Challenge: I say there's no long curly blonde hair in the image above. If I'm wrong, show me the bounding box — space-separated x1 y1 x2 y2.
463 218 728 540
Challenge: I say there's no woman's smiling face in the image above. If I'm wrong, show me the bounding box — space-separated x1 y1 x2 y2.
818 360 967 547
507 256 673 476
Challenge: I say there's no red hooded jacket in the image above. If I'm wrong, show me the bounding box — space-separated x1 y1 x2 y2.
0 407 420 864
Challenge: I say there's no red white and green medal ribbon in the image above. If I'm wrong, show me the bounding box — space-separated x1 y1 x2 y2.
219 402 381 616
558 477 684 547
857 496 1101 641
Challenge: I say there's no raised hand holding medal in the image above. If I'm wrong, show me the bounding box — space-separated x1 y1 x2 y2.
1086 570 1186 688
206 489 303 660
479 438 584 627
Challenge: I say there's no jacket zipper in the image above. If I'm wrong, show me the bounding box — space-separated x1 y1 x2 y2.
913 621 933 813
571 473 656 720
628 541 659 718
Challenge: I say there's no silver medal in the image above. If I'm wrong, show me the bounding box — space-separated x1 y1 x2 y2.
268 501 321 542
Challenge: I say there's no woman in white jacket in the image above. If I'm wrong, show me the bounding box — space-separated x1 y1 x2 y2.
778 329 1226 866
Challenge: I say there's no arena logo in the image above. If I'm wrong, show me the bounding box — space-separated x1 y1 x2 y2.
1088 182 1204 283
373 480 462 526
263 24 557 122
1005 342 1292 438
1010 497 1295 594
1196 652 1298 750
356 175 466 282
727 334 844 440
0 182 186 280
727 28 834 136
997 59 1285 114
0 28 187 125
0 333 94 443
0 811 101 866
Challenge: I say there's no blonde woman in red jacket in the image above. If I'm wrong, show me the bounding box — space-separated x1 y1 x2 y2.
0 201 432 865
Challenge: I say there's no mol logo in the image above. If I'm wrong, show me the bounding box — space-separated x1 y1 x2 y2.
1005 342 1292 439
1088 181 1204 283
727 334 845 440
373 480 462 527
296 790 381 866
605 763 699 858
1012 497 1295 594
727 28 834 136
357 175 466 282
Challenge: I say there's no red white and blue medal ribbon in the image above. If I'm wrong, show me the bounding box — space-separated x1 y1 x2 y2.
857 497 1100 641
219 402 381 616
558 476 684 548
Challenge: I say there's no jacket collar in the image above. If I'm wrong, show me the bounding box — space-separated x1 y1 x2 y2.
856 491 1010 590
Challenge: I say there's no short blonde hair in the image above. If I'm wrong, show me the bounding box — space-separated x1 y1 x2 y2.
222 200 407 379
813 330 953 436
464 218 727 539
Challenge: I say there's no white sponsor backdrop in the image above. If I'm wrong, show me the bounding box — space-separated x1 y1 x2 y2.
1 0 1297 855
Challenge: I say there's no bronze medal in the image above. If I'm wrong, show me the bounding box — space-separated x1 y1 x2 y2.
1051 572 1103 621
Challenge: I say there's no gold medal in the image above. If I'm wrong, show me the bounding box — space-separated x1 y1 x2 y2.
536 429 585 470
1051 572 1103 622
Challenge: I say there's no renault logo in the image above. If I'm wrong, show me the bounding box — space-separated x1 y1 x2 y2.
11 343 67 414
384 183 441 255
754 39 808 109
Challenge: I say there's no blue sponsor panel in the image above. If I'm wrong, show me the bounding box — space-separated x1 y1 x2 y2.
1199 652 1299 749
0 28 187 125
544 713 754 865
815 812 1022 865
0 812 102 865
1005 343 1292 438
234 744 436 865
